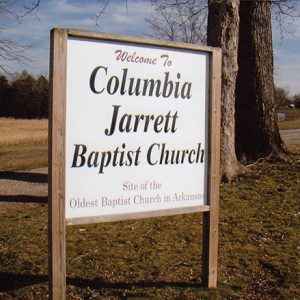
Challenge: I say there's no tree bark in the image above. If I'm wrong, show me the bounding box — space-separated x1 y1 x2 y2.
236 0 284 160
207 0 240 181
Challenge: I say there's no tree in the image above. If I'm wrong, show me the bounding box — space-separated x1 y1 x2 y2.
35 75 49 118
0 1 41 74
146 0 297 176
274 87 291 109
2 0 295 174
294 94 300 108
146 0 207 44
235 0 284 160
147 0 241 180
0 74 13 117
0 71 49 118
11 70 37 118
271 0 300 38
207 0 241 180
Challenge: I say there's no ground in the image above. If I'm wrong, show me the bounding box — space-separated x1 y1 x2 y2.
280 129 300 151
0 118 299 299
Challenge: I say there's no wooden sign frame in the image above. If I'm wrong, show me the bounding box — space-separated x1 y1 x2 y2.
49 28 221 300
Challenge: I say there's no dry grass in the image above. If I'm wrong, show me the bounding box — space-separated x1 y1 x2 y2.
0 119 299 298
277 108 300 130
0 118 48 146
0 118 48 171
0 154 299 299
278 120 300 130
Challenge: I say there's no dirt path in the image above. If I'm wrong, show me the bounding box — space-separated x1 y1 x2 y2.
280 129 300 151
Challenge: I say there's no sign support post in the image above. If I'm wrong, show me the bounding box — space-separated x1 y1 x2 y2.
48 28 67 300
202 48 221 288
48 28 221 299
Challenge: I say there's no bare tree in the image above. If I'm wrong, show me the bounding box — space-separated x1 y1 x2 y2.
294 94 300 108
0 0 41 74
146 0 241 180
272 0 300 38
146 0 207 44
0 0 41 21
2 0 296 175
145 0 299 178
274 87 291 109
0 38 31 74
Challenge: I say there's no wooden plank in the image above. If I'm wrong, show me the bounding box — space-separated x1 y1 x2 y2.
65 28 217 53
66 205 210 225
48 28 68 300
202 48 222 288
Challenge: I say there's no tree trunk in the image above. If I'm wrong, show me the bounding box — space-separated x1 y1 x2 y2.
236 0 284 160
207 0 240 181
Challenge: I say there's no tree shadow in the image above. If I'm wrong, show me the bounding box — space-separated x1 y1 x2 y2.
0 171 48 184
0 272 204 293
0 195 48 203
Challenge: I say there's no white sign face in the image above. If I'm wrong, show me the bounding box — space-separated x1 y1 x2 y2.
65 36 209 221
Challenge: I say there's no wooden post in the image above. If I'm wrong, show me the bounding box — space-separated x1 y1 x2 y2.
48 28 67 300
202 48 222 288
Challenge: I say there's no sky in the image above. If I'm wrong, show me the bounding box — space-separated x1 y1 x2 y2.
1 0 299 96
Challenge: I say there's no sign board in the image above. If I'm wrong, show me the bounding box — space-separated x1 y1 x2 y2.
65 34 210 224
49 28 221 299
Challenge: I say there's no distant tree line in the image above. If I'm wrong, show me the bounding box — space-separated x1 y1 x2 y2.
293 94 300 108
274 87 300 109
0 71 48 119
1 69 299 120
274 87 291 109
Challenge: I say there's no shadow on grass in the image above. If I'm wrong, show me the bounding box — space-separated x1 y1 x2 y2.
0 171 47 183
67 277 204 289
0 195 48 203
0 273 48 292
0 272 204 292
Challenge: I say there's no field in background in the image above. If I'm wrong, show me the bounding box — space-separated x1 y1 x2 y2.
277 108 300 130
0 118 48 171
0 118 47 146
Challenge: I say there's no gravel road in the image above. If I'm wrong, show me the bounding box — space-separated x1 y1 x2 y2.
280 129 300 150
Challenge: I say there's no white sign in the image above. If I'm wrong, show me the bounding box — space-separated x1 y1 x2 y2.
65 36 209 221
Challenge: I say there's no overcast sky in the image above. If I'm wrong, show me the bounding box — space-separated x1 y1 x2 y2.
1 0 299 96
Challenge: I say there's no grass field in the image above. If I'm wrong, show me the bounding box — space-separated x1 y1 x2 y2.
277 108 300 130
0 118 47 146
0 118 48 171
277 108 300 118
0 119 299 299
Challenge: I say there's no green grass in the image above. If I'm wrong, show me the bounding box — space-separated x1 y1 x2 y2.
0 154 299 299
